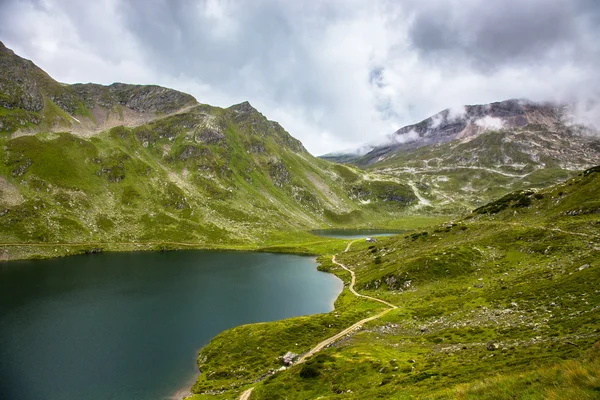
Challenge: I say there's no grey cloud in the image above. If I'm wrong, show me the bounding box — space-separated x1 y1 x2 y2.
408 0 600 71
118 1 312 100
369 67 385 88
119 0 290 80
0 0 599 154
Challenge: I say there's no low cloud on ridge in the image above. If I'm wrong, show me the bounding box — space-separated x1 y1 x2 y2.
0 0 598 154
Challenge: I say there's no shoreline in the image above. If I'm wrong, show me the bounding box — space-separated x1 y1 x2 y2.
171 254 346 399
0 238 344 263
0 218 444 263
1 240 353 400
168 370 199 400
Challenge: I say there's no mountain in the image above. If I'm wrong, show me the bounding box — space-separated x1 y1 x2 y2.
360 99 569 164
0 42 421 260
319 143 375 164
189 165 600 399
321 99 600 213
0 41 197 134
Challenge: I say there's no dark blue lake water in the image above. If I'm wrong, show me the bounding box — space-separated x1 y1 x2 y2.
0 251 342 400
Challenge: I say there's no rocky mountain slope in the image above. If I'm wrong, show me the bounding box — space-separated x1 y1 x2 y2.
321 100 600 213
0 41 197 135
360 99 569 164
189 165 600 399
0 42 419 260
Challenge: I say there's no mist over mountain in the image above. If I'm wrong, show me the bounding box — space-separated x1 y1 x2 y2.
322 98 598 165
320 97 600 213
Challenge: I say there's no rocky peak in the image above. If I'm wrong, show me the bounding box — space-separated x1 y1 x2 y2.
0 40 11 53
0 41 199 132
107 83 197 114
391 99 564 148
321 98 587 167
223 101 307 153
67 82 197 115
228 101 258 114
0 41 52 112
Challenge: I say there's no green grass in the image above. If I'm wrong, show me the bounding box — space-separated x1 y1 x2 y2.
40 97 73 130
0 107 39 133
435 343 600 399
331 164 360 182
3 132 100 191
185 168 600 399
73 101 96 123
0 101 432 258
2 47 599 398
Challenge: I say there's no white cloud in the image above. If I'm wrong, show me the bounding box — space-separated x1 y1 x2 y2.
393 129 421 144
475 116 505 130
0 0 598 155
447 106 467 121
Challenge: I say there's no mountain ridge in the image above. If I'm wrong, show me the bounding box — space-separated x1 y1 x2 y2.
320 98 600 213
0 39 198 135
321 98 596 165
0 42 424 261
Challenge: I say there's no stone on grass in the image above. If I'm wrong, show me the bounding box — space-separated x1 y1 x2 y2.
282 351 298 366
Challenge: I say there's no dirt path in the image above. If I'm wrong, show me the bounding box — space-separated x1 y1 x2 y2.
239 388 254 400
329 254 397 309
238 240 397 399
384 165 536 179
408 180 431 207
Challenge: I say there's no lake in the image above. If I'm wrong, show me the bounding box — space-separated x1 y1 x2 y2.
0 250 343 400
311 229 408 239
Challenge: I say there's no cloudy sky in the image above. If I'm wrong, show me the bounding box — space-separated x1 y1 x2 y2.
1 0 599 155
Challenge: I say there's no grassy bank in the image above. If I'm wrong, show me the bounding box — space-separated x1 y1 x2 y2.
0 215 447 262
184 168 600 399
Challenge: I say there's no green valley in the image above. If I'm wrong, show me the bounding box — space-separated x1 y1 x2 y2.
0 39 599 400
189 166 600 400
0 41 429 261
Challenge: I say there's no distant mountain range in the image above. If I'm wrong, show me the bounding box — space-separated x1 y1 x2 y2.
320 99 600 212
321 99 595 165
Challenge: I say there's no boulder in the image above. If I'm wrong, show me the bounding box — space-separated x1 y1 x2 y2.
282 351 298 366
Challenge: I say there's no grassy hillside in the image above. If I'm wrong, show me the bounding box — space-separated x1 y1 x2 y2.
359 126 600 214
186 166 600 399
0 100 427 260
0 40 436 261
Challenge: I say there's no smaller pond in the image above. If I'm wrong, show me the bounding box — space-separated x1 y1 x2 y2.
311 229 409 239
